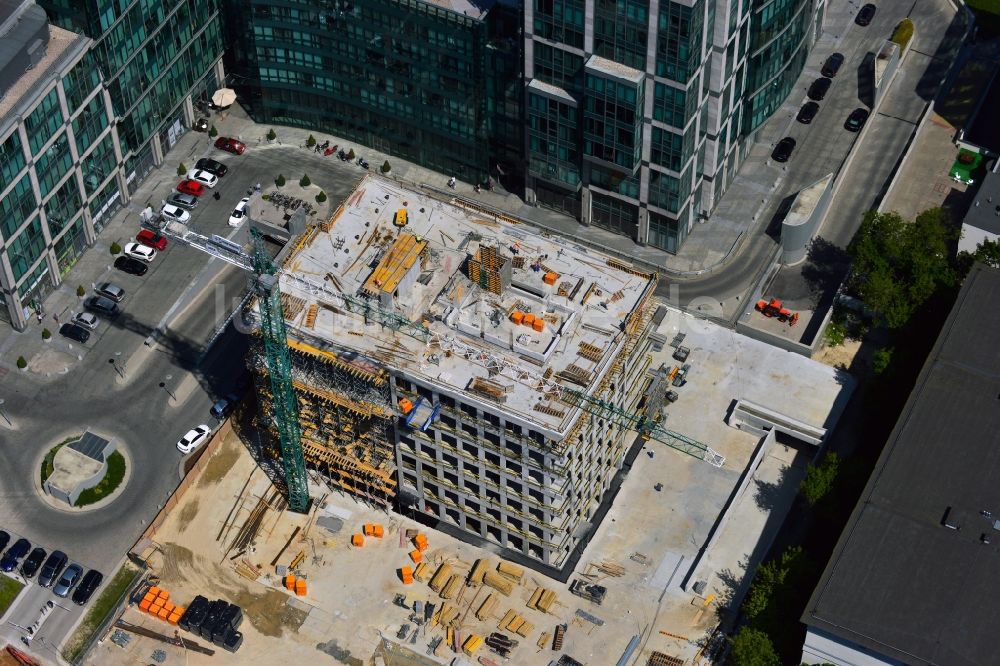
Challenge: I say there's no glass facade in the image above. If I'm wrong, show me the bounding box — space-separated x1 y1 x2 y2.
227 0 519 186
526 0 821 253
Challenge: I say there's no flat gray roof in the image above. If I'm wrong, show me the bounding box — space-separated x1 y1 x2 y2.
962 163 1000 236
802 264 1000 666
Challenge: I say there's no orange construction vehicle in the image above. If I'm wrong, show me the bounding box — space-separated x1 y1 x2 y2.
754 298 799 326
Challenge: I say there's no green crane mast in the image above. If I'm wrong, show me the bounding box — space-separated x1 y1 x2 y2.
251 230 309 512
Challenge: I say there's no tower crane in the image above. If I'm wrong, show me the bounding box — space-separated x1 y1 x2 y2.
161 222 722 515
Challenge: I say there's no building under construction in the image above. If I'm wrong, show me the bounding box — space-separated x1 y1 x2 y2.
250 175 661 571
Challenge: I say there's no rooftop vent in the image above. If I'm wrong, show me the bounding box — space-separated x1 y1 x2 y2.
942 506 963 530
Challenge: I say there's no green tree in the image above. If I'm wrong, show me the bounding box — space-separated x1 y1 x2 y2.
267 128 277 141
381 160 392 174
306 134 316 147
209 125 218 138
316 191 327 203
76 285 86 297
847 209 958 329
16 356 27 369
41 328 51 340
971 238 1000 268
300 174 311 187
110 242 122 255
730 627 781 666
176 162 187 176
800 452 839 506
275 174 286 187
824 319 846 347
872 346 895 375
742 546 810 621
347 148 355 161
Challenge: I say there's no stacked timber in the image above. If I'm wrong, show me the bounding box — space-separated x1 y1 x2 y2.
482 570 513 596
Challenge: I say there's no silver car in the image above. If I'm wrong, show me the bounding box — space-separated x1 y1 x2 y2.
53 563 83 597
166 192 199 210
71 312 99 330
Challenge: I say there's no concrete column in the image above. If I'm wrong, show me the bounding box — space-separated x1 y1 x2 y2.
150 133 163 166
182 95 195 127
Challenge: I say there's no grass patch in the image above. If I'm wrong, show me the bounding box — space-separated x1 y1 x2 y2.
63 562 140 663
891 18 915 53
968 0 1000 39
73 451 126 507
40 435 83 484
0 575 25 616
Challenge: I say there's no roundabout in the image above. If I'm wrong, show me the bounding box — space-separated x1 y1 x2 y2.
37 431 131 511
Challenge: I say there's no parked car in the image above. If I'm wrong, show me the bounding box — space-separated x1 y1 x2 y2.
20 547 46 578
72 569 104 606
190 169 219 188
228 198 250 227
772 137 796 163
195 158 228 177
210 394 239 419
0 531 9 553
95 282 125 302
37 550 68 588
71 312 99 330
59 323 91 343
177 425 211 454
85 296 120 317
214 137 246 155
797 101 820 124
845 107 870 132
114 256 148 276
160 203 191 224
166 192 199 210
123 242 156 263
0 538 30 572
807 77 832 101
136 229 168 251
53 563 83 597
856 3 876 26
177 180 206 197
822 52 845 77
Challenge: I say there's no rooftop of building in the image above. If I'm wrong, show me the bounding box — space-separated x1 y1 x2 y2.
802 264 1000 666
0 21 86 125
961 161 1000 235
963 65 1000 155
276 175 656 435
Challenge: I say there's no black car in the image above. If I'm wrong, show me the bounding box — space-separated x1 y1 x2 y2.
195 158 228 177
797 101 820 124
38 550 68 588
856 3 876 26
21 547 46 578
807 77 832 101
0 538 31 572
0 531 8 553
821 52 845 78
59 323 91 343
85 296 120 317
114 256 149 276
772 137 796 163
72 569 104 605
845 108 870 132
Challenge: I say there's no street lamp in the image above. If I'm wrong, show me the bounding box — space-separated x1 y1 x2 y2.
109 352 126 379
159 374 177 400
0 399 11 427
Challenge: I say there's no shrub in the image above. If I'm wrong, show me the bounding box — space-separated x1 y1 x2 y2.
177 162 187 176
275 174 286 187
891 18 915 52
800 452 839 506
316 191 327 203
41 328 51 340
76 285 86 297
300 174 311 187
16 356 27 369
110 242 122 255
730 627 781 666
306 134 316 147
873 346 895 375
267 128 277 141
824 318 846 347
347 149 356 161
209 125 218 137
381 160 392 174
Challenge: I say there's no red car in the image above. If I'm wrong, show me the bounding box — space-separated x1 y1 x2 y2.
136 229 168 251
177 179 205 197
214 137 246 155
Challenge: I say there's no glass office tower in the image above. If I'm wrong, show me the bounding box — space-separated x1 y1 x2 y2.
225 0 523 188
525 0 825 253
0 2 120 329
37 0 225 189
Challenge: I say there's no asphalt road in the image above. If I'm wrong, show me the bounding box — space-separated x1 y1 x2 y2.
670 0 965 314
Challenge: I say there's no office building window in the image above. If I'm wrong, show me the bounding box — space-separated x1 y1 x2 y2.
24 89 64 156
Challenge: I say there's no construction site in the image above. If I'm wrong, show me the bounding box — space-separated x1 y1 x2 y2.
240 174 717 573
108 175 854 665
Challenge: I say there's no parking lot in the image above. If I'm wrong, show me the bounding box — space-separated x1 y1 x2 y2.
0 528 107 657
